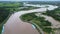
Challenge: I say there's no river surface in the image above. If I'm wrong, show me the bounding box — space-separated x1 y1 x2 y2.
2 3 59 34
3 8 47 34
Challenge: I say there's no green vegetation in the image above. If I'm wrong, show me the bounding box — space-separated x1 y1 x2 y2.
0 2 23 7
42 8 60 21
43 28 52 33
19 6 40 11
20 13 52 34
0 8 10 24
21 13 37 21
0 25 3 34
0 2 23 24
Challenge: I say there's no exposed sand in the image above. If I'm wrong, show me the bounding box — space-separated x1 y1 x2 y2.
35 13 60 28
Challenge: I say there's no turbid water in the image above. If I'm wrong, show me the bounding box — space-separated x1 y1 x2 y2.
2 3 59 34
3 8 47 34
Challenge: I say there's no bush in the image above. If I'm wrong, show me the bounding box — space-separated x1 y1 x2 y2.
43 28 52 33
0 8 10 24
21 13 37 21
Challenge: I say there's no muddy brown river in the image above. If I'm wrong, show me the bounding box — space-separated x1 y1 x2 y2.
2 4 59 34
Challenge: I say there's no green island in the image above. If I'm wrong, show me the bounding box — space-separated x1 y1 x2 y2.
20 13 53 34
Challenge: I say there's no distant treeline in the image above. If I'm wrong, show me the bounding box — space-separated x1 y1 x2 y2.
0 1 23 7
23 1 60 6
